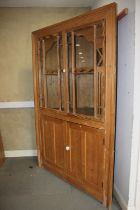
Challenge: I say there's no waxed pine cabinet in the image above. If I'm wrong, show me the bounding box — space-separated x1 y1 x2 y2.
32 3 117 208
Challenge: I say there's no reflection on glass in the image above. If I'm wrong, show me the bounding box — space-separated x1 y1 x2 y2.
38 21 105 120
38 34 64 111
58 35 64 111
44 35 59 109
67 21 105 119
75 27 94 116
67 33 73 113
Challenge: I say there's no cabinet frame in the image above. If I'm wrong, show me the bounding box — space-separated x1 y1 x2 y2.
32 3 116 209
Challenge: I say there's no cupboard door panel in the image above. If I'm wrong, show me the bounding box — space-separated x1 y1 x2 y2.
42 117 55 163
41 118 105 199
67 123 84 182
83 126 104 190
40 115 66 171
54 119 66 169
67 123 104 190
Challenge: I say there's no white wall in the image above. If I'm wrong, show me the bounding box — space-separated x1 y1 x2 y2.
128 0 140 209
92 1 135 209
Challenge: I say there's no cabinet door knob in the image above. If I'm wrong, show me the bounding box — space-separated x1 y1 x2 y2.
63 69 66 73
65 146 70 151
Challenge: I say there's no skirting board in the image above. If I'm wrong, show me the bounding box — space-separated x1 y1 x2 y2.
5 150 37 157
113 184 128 210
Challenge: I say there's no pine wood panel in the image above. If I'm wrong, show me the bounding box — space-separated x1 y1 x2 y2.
67 123 84 182
41 116 55 163
67 122 104 193
82 126 104 190
40 115 66 172
54 119 66 168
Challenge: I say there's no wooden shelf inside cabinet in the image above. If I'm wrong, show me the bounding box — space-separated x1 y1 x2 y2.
43 69 95 75
44 73 58 75
73 68 94 75
41 68 58 75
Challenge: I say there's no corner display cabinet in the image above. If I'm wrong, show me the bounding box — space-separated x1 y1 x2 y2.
32 3 117 209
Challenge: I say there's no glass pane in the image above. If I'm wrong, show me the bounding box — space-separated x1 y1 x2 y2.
46 75 58 109
75 74 94 116
44 35 59 109
75 26 94 116
67 21 105 120
38 39 44 108
38 34 64 111
59 36 64 111
67 33 73 113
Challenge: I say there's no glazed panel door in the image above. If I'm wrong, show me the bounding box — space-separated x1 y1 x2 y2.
37 33 64 111
67 21 105 119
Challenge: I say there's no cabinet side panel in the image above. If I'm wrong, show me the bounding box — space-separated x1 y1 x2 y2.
32 34 43 166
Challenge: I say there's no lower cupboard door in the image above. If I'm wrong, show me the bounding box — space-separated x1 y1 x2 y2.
67 123 84 183
82 126 104 192
40 115 66 173
67 122 105 199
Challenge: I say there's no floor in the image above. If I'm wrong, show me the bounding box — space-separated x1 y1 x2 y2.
0 157 121 210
